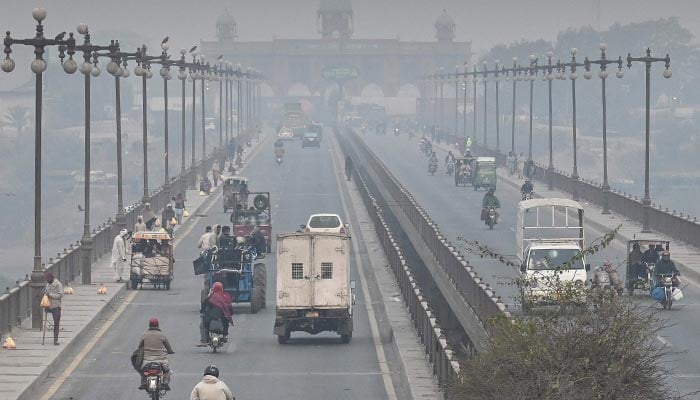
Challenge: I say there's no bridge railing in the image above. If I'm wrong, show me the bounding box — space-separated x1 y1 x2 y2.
467 141 700 248
345 131 509 328
0 153 219 338
342 135 460 394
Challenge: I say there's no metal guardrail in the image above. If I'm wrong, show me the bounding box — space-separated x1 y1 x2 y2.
468 141 700 248
343 136 460 394
0 153 219 338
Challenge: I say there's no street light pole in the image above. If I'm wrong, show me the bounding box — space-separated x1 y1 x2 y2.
511 58 518 154
495 61 501 151
528 55 538 165
473 66 478 145
178 49 187 175
627 48 672 232
482 61 488 147
201 60 208 160
462 62 468 140
454 65 459 140
584 44 625 214
545 53 555 191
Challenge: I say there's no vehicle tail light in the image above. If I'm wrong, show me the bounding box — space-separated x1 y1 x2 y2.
340 227 346 235
305 228 310 233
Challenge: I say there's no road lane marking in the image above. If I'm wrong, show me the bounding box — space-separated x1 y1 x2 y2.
328 133 397 400
39 135 270 399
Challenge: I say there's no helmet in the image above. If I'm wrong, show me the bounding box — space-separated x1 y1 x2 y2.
204 365 220 377
488 187 495 194
525 178 531 183
148 317 159 327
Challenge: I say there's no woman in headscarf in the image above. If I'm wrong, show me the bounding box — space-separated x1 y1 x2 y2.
200 282 233 344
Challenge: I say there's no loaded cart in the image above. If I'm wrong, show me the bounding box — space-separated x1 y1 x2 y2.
129 231 174 290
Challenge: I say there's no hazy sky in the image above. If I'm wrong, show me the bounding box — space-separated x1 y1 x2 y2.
1 0 699 87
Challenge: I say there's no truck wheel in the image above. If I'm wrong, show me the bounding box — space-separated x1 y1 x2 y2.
165 279 171 290
254 263 267 309
131 278 139 290
201 288 208 304
250 286 261 313
341 332 352 344
277 330 290 344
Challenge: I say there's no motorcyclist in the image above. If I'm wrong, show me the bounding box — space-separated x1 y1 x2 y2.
190 365 235 400
274 144 285 159
428 152 438 171
138 318 174 391
201 282 234 345
458 162 471 181
602 260 624 295
445 151 455 166
481 188 501 222
520 179 534 199
654 251 680 287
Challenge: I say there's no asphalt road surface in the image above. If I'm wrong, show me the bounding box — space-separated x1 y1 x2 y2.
43 135 397 400
362 131 700 398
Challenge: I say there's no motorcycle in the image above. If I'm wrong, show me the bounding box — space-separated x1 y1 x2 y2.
142 362 168 400
485 207 497 229
276 156 283 165
593 266 623 296
208 319 226 353
428 162 437 176
446 161 454 176
522 191 534 201
657 273 680 310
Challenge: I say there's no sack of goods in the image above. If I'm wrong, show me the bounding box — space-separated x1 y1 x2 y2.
183 210 190 218
671 287 683 301
651 287 665 301
40 294 51 308
2 336 16 349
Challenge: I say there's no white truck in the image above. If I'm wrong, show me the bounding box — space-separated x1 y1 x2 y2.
274 232 355 344
517 198 590 309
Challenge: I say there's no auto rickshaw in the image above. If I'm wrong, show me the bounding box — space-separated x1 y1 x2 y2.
223 175 248 212
454 156 475 187
625 237 670 295
129 231 174 290
472 157 497 191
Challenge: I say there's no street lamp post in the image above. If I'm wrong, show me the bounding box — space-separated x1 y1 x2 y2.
584 44 625 214
236 64 242 138
178 49 188 175
626 48 672 232
495 61 501 151
454 65 459 141
439 67 444 139
201 59 208 161
545 52 556 190
462 62 468 140
482 61 488 147
560 48 585 201
2 7 76 328
433 71 438 135
510 58 518 154
472 66 478 145
527 55 538 166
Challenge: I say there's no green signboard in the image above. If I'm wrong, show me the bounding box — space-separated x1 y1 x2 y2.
322 65 360 81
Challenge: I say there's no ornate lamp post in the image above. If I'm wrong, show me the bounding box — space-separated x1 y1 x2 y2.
559 48 585 201
584 44 625 214
462 62 468 140
626 48 672 232
2 7 76 328
545 52 556 190
482 61 488 147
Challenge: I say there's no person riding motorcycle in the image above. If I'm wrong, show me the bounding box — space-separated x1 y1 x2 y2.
481 188 501 222
445 151 455 166
190 365 235 400
201 282 234 345
274 144 285 159
428 152 438 171
137 318 174 391
594 260 623 295
458 162 471 181
521 179 534 199
654 251 680 288
642 244 660 265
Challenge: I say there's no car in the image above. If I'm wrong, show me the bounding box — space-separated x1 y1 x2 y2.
301 213 348 235
301 132 321 148
277 127 294 140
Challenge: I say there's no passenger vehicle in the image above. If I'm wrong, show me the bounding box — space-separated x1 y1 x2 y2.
625 237 670 295
301 131 321 148
301 213 347 235
222 175 248 212
472 157 497 191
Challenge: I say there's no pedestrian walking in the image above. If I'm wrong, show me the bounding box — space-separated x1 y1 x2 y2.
173 194 186 225
162 204 176 230
111 229 128 282
212 160 221 187
43 271 63 345
517 152 525 179
142 203 157 230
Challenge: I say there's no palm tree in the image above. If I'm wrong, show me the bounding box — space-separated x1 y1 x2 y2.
5 105 31 140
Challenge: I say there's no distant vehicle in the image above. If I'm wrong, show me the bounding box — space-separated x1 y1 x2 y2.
72 170 117 185
301 132 321 148
282 102 309 137
129 231 174 290
274 231 355 344
301 214 347 235
277 127 295 140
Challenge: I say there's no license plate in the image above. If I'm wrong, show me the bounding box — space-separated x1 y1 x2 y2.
306 311 319 318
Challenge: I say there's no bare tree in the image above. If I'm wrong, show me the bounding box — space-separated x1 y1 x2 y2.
4 105 31 141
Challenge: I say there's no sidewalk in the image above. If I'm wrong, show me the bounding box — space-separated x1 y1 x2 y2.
0 135 268 400
434 141 700 284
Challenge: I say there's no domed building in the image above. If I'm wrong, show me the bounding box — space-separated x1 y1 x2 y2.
317 0 354 39
216 9 237 42
435 10 455 42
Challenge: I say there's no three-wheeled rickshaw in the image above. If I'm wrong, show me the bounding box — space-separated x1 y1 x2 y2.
472 157 497 191
626 237 670 295
222 176 248 212
454 156 475 187
230 192 272 253
129 231 174 290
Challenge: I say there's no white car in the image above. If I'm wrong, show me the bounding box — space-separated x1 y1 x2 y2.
302 213 348 235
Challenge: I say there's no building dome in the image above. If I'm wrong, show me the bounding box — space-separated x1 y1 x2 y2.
319 0 353 13
434 9 455 42
217 9 237 42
